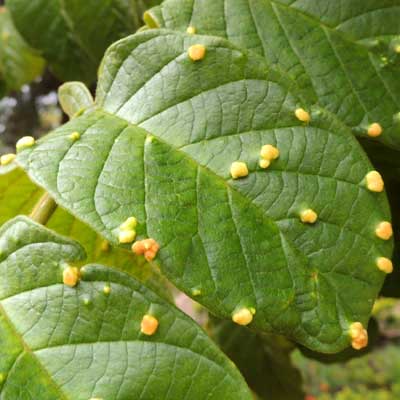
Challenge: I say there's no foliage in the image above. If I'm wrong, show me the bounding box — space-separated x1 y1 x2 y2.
1 0 400 398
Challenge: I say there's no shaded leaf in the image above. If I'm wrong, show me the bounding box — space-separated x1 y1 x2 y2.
0 6 44 96
0 216 252 399
146 0 400 149
17 29 393 352
6 0 161 82
210 318 304 399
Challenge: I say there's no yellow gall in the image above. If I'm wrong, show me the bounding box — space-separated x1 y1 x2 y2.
232 308 253 326
69 131 80 141
188 44 206 61
0 153 16 166
294 108 311 123
375 221 393 240
367 123 383 138
365 171 384 193
118 229 136 244
191 288 201 296
186 26 196 34
120 217 138 231
100 240 110 252
260 144 279 160
230 161 249 179
141 314 159 335
259 159 271 169
103 285 111 295
349 322 368 350
132 238 160 261
300 209 318 224
376 257 393 274
63 266 80 287
16 136 35 151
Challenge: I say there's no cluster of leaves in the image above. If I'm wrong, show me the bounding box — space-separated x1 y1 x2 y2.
1 0 400 398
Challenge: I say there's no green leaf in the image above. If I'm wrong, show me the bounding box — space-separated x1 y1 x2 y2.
145 0 400 149
6 0 161 83
58 82 94 119
0 216 252 399
0 6 45 95
210 318 304 399
17 29 393 353
0 164 169 298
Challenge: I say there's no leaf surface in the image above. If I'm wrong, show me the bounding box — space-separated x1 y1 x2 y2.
146 0 400 149
17 30 393 352
0 216 252 399
0 7 44 95
6 0 161 82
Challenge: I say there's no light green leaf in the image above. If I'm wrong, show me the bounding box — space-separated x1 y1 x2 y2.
17 29 393 353
0 164 169 298
145 0 400 149
210 318 304 399
0 216 251 399
58 82 94 119
6 0 161 83
0 6 45 95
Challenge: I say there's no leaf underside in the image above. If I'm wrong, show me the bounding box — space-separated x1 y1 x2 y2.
146 0 400 149
18 30 393 353
0 216 251 400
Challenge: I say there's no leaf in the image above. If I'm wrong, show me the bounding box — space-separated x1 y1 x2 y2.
210 318 305 399
298 317 379 364
145 0 400 149
6 0 161 83
17 29 393 353
58 82 94 119
0 216 252 399
0 6 45 96
0 164 169 299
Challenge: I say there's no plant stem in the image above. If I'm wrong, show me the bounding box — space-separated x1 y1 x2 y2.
29 192 57 225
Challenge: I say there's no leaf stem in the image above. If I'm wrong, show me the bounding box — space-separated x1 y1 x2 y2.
29 192 57 225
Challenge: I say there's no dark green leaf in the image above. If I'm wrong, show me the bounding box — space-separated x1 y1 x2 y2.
146 0 400 149
0 216 252 399
210 318 304 399
17 29 393 352
6 0 161 82
0 6 45 95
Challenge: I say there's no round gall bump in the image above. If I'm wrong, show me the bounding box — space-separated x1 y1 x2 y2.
365 171 384 193
63 266 80 287
118 229 136 244
230 161 249 179
141 314 159 336
376 257 393 274
16 136 35 152
294 108 311 123
103 285 111 295
300 209 318 224
349 322 368 350
259 159 270 169
375 221 393 240
132 238 160 261
69 131 80 141
232 308 253 326
260 144 279 160
186 26 196 34
120 217 138 231
191 288 201 296
0 153 16 166
188 44 206 61
367 123 383 137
